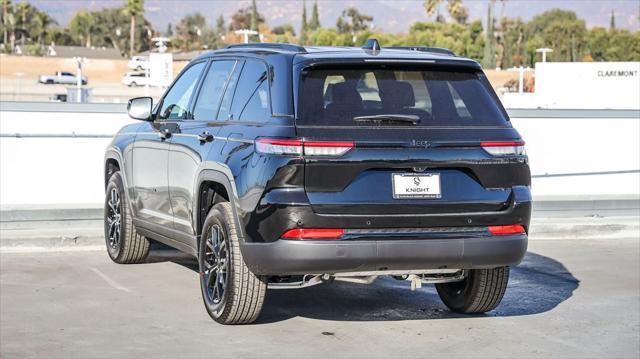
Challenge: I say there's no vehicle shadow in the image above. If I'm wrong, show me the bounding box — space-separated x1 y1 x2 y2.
145 244 580 323
257 252 580 323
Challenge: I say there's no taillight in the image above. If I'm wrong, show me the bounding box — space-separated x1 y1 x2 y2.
481 141 526 156
281 228 345 240
488 224 526 236
255 138 354 157
255 138 303 155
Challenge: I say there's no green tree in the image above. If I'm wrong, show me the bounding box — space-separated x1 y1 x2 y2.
124 0 144 56
447 0 468 24
250 0 259 41
228 6 263 31
216 15 225 35
176 12 208 51
336 7 373 36
482 1 496 68
272 24 295 36
610 10 615 30
15 2 32 47
91 6 152 55
309 0 321 31
69 10 96 47
526 9 586 63
1 0 11 46
165 23 172 37
31 10 56 46
300 0 308 45
424 0 444 22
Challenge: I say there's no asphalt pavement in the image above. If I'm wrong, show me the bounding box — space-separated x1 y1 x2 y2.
1 235 638 358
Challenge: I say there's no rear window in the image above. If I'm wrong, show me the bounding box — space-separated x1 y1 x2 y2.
297 68 508 127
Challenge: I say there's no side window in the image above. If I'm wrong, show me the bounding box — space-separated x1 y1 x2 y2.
216 61 244 121
230 59 270 121
193 60 236 121
239 81 270 121
157 62 205 120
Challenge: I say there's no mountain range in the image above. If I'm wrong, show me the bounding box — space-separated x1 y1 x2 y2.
23 0 640 33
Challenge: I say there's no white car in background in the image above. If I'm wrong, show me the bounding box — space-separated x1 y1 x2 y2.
38 71 88 85
128 56 150 71
121 72 150 87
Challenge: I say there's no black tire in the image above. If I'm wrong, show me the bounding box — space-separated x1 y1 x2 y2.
46 79 54 84
128 82 137 87
198 202 266 325
435 267 509 314
104 171 150 264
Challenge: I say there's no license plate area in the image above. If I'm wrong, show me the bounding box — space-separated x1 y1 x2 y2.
392 173 441 199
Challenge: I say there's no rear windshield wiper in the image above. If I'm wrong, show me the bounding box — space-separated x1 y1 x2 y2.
353 114 420 125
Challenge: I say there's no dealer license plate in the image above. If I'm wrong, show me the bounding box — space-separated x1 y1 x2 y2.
392 173 441 199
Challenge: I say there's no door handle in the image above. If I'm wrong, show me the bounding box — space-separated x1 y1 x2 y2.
197 131 214 143
158 128 172 140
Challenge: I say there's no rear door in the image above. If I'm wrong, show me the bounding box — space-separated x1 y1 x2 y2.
296 66 530 216
168 59 239 235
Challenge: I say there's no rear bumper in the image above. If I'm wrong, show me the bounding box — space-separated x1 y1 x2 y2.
241 234 527 275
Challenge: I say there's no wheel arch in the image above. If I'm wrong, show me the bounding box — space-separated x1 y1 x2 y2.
194 169 245 245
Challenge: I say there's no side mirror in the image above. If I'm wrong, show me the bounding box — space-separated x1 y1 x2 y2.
127 97 153 121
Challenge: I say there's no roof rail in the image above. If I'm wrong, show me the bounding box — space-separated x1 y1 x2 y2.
225 43 307 53
387 46 456 56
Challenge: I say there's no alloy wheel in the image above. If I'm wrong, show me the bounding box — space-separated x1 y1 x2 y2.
202 224 229 306
106 187 122 250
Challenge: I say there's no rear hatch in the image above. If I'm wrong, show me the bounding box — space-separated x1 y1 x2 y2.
295 65 530 216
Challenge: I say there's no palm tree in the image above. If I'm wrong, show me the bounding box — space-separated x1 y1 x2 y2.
32 11 56 46
15 1 31 46
124 0 144 56
69 10 96 47
424 0 443 22
1 0 11 45
446 0 468 24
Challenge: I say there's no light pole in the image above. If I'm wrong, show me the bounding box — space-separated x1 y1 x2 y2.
234 29 258 44
507 66 533 93
73 56 86 103
536 48 553 63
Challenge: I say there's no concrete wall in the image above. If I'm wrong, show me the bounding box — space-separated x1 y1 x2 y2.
1 102 639 208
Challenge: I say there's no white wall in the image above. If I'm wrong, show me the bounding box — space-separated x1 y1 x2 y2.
502 62 640 110
1 108 639 208
0 111 132 208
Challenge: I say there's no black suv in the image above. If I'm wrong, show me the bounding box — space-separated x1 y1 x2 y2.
104 41 530 325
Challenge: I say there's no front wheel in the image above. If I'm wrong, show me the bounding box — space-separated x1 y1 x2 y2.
199 202 266 324
435 267 509 313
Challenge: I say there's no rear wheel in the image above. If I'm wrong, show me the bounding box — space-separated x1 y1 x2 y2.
435 267 509 313
104 171 150 264
199 202 266 324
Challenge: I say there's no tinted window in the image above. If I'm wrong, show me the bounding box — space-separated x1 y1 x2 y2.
193 60 236 121
158 62 205 120
239 81 270 121
231 59 270 120
298 68 508 127
216 61 244 121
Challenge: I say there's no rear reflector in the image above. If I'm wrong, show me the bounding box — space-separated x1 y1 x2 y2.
256 138 354 157
488 224 526 236
481 141 526 156
281 228 345 240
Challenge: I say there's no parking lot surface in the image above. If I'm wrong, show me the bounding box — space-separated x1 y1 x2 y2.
1 236 638 358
